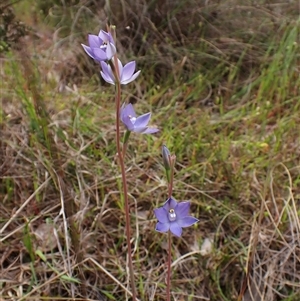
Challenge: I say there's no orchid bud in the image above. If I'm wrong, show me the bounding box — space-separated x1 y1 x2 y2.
162 145 173 183
162 145 171 171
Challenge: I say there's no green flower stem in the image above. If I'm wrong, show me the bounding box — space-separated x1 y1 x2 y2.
122 130 131 157
165 168 171 184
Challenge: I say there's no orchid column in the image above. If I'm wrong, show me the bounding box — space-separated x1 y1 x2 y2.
82 28 158 301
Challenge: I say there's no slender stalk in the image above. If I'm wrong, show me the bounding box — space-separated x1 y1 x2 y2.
167 153 175 197
115 81 137 301
166 161 174 301
168 178 173 198
166 230 172 301
108 38 137 300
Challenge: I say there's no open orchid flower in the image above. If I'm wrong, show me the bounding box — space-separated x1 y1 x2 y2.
81 30 116 61
154 197 198 237
120 103 159 134
100 59 140 85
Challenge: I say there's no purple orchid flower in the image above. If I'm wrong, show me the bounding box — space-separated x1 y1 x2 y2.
100 59 141 85
154 197 198 237
121 103 159 134
81 30 116 61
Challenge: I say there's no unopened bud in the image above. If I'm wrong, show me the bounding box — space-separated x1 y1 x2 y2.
162 145 171 170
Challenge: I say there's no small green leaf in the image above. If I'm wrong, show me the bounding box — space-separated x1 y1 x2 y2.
60 275 81 284
23 223 35 262
35 249 46 262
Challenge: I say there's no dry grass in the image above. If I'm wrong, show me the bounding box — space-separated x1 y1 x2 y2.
1 0 300 300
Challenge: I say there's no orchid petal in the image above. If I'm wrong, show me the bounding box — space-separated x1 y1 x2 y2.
100 61 115 85
170 222 182 237
116 59 123 78
134 112 151 128
98 30 115 44
121 103 136 119
142 127 159 134
132 126 148 133
100 71 115 85
164 197 178 211
98 30 109 41
121 61 136 81
177 216 199 228
121 71 141 85
121 115 134 131
175 202 190 219
106 43 116 60
156 222 170 233
88 34 101 48
154 207 169 223
129 70 141 81
92 48 107 61
100 61 109 74
81 44 96 60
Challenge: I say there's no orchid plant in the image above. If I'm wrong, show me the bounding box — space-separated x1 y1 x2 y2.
82 26 198 301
